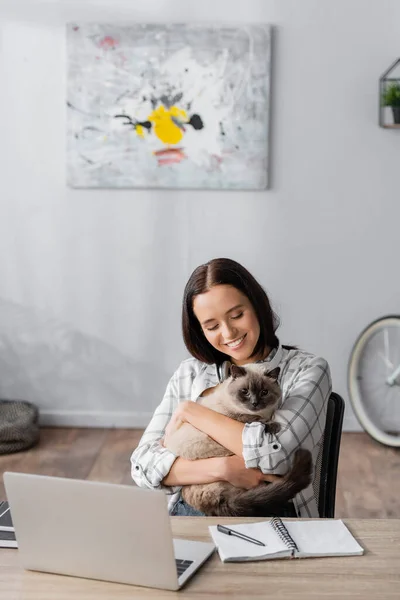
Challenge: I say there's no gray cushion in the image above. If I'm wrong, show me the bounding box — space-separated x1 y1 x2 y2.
0 400 40 454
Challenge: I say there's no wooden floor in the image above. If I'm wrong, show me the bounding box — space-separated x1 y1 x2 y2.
0 429 399 518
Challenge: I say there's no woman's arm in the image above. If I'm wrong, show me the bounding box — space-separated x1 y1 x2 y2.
130 370 182 492
165 401 245 456
162 456 225 486
163 455 281 488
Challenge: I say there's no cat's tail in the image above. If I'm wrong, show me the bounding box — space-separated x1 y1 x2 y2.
216 448 313 517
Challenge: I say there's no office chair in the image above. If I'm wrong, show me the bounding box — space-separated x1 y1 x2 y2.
314 392 345 518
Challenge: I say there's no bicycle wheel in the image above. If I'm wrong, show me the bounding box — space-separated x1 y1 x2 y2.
348 315 400 447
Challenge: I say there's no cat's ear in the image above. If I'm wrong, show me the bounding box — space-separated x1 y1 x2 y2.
265 367 280 381
230 364 247 379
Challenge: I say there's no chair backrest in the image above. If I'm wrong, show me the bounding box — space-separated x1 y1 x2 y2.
317 392 345 518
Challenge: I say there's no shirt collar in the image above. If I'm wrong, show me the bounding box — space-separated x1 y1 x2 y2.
256 341 283 371
191 364 219 401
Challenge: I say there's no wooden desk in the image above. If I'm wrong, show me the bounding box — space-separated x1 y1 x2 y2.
0 518 399 599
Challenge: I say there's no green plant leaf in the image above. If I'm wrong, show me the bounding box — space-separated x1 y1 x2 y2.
382 82 400 106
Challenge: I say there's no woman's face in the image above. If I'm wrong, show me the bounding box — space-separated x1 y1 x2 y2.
192 284 262 365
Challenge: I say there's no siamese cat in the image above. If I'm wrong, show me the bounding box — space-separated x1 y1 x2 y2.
165 364 312 517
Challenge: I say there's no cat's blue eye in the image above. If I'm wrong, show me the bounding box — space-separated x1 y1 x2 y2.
261 390 269 396
240 388 248 394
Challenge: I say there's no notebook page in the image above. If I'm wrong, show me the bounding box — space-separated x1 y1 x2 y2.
209 521 290 562
283 519 364 557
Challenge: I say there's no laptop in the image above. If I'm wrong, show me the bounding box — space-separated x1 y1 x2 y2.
3 472 215 591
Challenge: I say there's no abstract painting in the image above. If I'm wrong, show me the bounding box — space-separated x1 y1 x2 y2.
66 23 271 189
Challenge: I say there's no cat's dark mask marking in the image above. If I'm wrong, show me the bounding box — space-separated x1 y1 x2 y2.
228 365 281 414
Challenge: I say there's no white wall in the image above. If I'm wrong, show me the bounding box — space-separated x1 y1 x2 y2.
0 0 399 430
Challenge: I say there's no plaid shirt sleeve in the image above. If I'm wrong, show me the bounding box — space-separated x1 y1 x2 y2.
242 354 332 475
130 371 182 495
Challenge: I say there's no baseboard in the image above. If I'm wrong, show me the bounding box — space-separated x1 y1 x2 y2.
39 410 154 428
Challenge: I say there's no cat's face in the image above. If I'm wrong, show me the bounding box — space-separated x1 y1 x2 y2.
227 365 281 417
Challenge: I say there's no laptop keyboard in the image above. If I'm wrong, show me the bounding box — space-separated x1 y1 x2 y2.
175 559 193 578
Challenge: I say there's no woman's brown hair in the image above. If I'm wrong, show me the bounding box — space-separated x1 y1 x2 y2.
182 258 280 364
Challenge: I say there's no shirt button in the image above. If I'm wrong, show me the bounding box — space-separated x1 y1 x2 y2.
135 465 140 470
272 444 279 450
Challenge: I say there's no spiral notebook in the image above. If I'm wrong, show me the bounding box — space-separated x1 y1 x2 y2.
209 518 364 562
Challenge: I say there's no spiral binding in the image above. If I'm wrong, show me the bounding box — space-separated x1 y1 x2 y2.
270 517 299 555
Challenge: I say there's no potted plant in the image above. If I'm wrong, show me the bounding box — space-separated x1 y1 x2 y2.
382 82 400 124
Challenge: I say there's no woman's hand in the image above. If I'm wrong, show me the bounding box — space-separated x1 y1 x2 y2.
222 455 282 490
164 400 246 457
163 402 191 447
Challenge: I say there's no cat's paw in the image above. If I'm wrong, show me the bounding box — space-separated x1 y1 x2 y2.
265 421 281 435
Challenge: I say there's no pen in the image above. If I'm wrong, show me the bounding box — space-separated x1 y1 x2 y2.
217 524 265 547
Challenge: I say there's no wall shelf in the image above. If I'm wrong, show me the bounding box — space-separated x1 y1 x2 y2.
379 58 400 128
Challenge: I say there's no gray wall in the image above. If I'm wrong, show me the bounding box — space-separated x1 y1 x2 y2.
0 0 399 430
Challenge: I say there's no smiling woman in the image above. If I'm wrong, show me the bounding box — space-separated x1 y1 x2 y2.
130 258 332 519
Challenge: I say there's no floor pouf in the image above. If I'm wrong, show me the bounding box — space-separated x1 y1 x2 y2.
0 400 40 454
